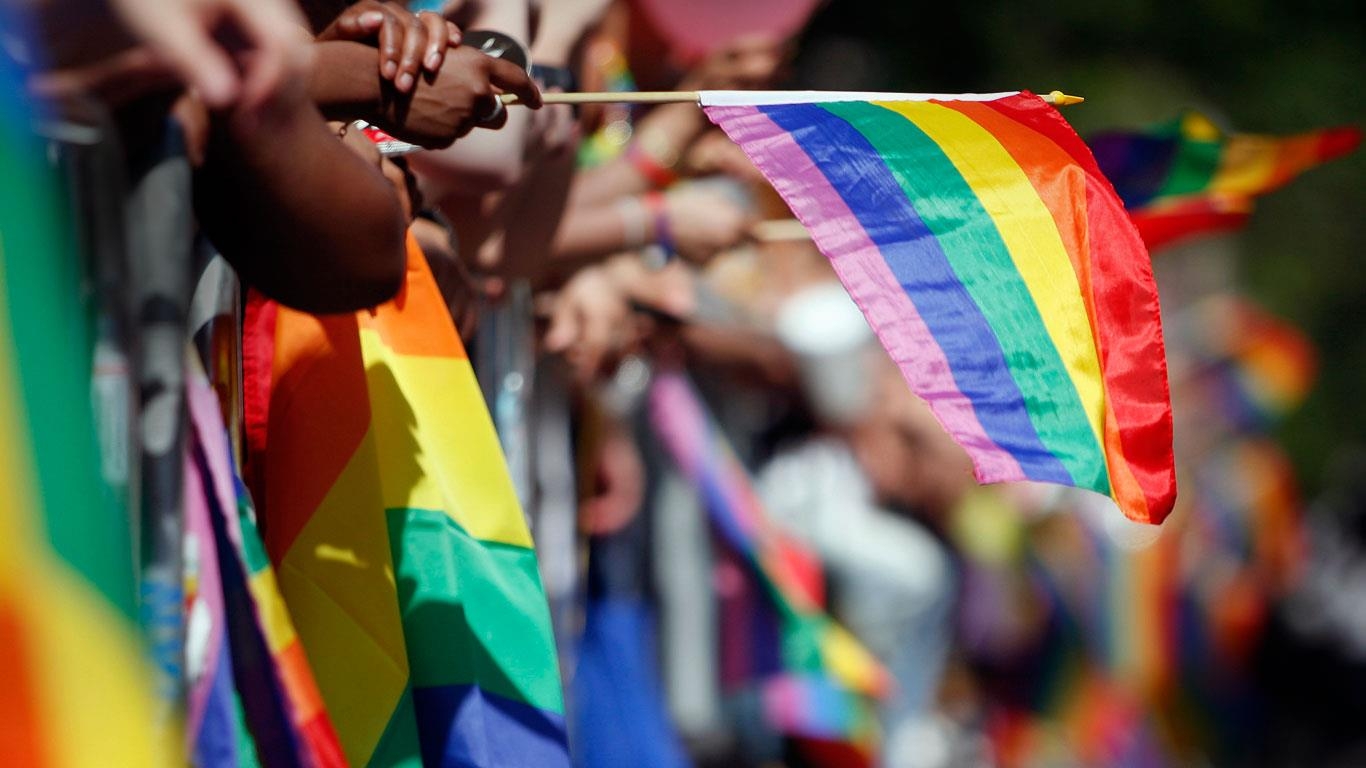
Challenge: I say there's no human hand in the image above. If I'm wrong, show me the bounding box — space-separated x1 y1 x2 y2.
579 420 646 535
110 0 313 109
543 265 635 382
374 45 542 148
412 216 481 341
317 1 461 94
663 187 753 264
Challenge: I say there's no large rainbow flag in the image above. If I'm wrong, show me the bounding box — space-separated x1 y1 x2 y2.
702 90 1176 525
0 48 171 765
649 371 889 760
244 237 567 766
1089 111 1361 250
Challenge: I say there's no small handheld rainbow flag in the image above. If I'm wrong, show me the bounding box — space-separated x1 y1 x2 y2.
702 90 1176 525
649 371 889 759
1089 111 1361 250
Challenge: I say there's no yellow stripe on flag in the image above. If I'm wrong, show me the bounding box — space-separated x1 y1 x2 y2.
360 330 535 549
878 100 1108 454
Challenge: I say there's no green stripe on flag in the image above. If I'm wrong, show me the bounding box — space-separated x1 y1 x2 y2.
0 111 136 620
819 100 1108 493
387 508 564 715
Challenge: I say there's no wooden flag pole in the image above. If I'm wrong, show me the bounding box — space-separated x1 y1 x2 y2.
501 90 1084 107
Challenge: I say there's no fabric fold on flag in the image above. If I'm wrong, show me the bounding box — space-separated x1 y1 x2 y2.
702 90 1176 524
244 234 567 767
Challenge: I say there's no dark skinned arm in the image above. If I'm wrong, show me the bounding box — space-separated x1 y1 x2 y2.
194 91 407 314
307 41 542 149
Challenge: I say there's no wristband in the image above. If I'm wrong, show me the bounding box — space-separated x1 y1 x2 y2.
626 140 680 189
643 192 675 261
615 196 649 250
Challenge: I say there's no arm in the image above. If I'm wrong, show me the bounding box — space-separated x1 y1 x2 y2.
194 92 408 313
547 186 752 279
406 0 534 196
308 40 540 149
566 102 708 208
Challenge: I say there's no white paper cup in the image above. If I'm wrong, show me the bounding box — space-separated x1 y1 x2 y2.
774 282 876 425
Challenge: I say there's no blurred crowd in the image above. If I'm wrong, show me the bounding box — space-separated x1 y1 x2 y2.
3 0 1363 767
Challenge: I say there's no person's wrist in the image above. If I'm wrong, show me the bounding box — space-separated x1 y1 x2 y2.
311 41 387 119
615 195 650 250
627 134 680 189
644 191 674 260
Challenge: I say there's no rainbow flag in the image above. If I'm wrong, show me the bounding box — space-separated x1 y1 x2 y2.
1181 295 1317 428
184 431 247 768
702 90 1176 525
186 364 346 766
649 371 888 758
244 236 567 767
0 49 171 765
1090 111 1361 249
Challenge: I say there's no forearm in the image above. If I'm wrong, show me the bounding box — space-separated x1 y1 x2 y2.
567 102 708 208
308 40 385 122
196 99 407 313
547 196 654 280
408 108 531 198
677 323 800 390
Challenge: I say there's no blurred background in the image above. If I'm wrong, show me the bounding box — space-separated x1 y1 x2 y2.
6 1 1364 767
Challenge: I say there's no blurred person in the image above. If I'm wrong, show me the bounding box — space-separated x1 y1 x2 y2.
536 32 787 277
758 289 971 767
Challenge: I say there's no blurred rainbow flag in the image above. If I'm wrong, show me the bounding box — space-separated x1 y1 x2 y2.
1190 296 1316 428
186 363 346 767
649 371 889 760
244 237 567 767
703 90 1176 525
1090 111 1361 250
0 54 171 765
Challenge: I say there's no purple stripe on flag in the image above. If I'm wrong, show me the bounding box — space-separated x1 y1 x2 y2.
704 104 1025 484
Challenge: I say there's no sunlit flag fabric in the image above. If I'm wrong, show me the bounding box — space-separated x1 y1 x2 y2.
1089 111 1362 250
243 236 567 766
702 90 1176 525
0 47 170 766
